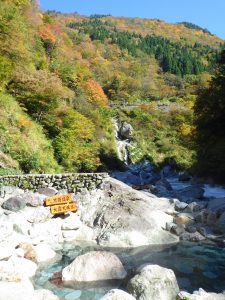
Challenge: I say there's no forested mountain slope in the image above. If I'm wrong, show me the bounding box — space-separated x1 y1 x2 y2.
55 13 223 48
0 0 224 178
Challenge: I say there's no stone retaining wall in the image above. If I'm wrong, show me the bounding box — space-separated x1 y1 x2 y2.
0 173 109 192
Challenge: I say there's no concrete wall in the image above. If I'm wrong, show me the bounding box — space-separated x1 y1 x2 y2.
0 173 109 192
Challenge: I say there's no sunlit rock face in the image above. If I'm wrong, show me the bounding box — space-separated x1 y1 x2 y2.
76 177 178 248
62 251 127 282
127 264 179 300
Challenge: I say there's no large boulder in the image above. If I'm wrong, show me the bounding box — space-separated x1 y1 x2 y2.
112 164 160 186
5 212 31 236
183 202 201 213
36 187 57 197
62 224 94 242
119 122 133 140
0 256 37 282
127 264 179 300
0 279 35 300
180 231 205 242
76 177 178 248
61 213 82 230
175 185 204 202
62 251 127 282
33 244 56 263
2 196 26 212
28 218 64 248
0 186 24 200
155 178 173 191
155 178 174 197
22 192 45 207
174 213 195 225
100 289 136 300
23 206 53 223
19 242 37 262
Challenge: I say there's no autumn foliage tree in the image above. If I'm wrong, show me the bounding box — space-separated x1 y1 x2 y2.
39 25 57 55
0 2 224 175
7 69 74 135
84 79 108 107
54 109 100 171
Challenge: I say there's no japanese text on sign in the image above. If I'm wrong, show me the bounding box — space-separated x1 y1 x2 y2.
45 194 73 206
50 203 77 214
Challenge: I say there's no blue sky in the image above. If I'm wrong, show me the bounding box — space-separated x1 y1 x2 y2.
40 0 225 39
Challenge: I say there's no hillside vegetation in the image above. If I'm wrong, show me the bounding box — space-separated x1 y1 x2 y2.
0 0 224 177
194 50 225 182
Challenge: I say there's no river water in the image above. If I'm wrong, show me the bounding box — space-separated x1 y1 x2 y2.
34 163 225 300
167 176 225 198
34 239 225 300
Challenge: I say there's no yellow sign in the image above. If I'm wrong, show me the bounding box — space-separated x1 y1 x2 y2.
45 194 73 206
50 203 77 215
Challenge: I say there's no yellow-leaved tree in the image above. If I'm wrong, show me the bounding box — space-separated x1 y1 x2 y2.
54 109 100 172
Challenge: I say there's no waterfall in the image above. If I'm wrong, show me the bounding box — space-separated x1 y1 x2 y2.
112 117 131 165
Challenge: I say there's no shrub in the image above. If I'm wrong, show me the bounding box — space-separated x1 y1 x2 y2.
54 109 100 172
0 92 60 173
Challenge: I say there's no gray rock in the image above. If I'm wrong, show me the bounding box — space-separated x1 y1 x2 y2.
198 226 214 237
155 178 173 191
177 288 225 300
206 211 217 226
0 186 24 200
160 165 176 177
179 171 191 182
26 206 53 223
171 224 185 236
127 264 179 300
28 218 64 248
174 213 195 225
176 185 204 202
166 222 176 231
119 122 133 139
112 165 160 186
76 177 179 248
186 225 197 233
195 210 207 223
180 231 205 242
100 289 136 300
34 244 56 263
175 201 188 211
183 202 201 213
22 192 45 207
61 214 81 230
0 256 37 280
62 251 127 282
36 187 58 197
2 196 26 212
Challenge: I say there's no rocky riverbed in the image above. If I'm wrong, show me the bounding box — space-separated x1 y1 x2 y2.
0 171 225 299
